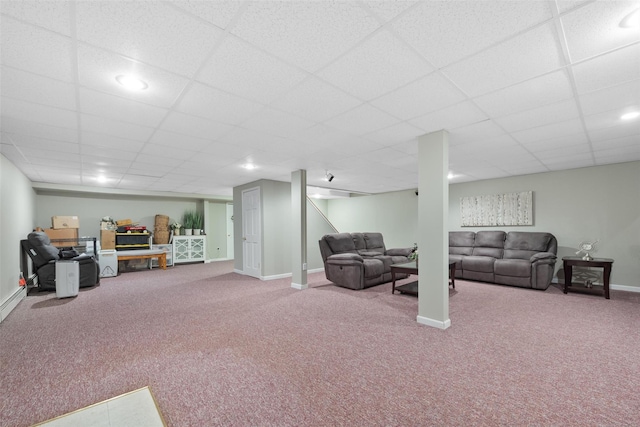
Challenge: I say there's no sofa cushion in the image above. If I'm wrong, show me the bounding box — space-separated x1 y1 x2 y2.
503 232 552 260
472 247 503 258
325 233 357 254
27 232 60 267
475 231 506 248
462 256 496 273
363 259 385 278
363 232 386 254
351 233 366 251
449 232 475 250
494 259 531 277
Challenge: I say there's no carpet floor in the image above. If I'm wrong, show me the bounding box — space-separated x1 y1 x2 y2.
1 261 638 426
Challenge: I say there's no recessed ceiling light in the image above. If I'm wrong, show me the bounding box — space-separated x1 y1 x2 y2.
115 74 148 91
619 8 640 28
447 172 455 179
96 175 108 183
620 111 640 120
242 163 256 170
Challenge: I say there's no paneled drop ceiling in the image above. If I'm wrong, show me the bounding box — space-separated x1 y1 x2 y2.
1 0 638 197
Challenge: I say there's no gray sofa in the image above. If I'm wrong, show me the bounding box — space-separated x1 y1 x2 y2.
449 231 557 290
319 232 413 290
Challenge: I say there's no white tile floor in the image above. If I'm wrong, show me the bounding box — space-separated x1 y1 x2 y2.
33 387 166 427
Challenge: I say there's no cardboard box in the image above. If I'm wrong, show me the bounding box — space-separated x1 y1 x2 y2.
52 215 79 229
101 230 116 250
116 219 132 226
44 228 79 247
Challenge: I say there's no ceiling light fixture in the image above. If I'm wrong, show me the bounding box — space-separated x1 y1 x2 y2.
448 172 455 180
96 175 108 183
620 111 640 120
115 74 148 91
619 8 640 28
242 163 256 170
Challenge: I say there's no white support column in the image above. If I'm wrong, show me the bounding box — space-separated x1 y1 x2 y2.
291 170 308 290
417 131 450 329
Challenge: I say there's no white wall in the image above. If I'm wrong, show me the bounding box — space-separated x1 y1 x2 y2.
1 154 36 322
327 162 640 288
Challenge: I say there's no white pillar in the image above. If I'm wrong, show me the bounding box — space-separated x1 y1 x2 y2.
417 131 450 329
291 170 308 290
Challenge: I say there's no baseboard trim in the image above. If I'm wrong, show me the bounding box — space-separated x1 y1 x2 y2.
610 284 640 293
307 267 324 274
416 315 451 330
1 286 27 323
205 258 232 263
291 283 308 290
262 272 292 281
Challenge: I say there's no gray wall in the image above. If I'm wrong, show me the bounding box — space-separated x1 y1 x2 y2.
205 201 230 260
1 154 36 321
233 179 339 278
327 162 639 288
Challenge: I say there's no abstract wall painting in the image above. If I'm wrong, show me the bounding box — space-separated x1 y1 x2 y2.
460 191 533 226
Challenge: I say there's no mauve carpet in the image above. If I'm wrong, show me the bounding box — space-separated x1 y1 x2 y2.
1 261 639 427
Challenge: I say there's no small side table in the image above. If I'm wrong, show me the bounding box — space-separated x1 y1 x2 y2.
563 257 614 299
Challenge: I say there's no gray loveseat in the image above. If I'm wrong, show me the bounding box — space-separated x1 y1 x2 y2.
449 231 557 290
319 232 413 290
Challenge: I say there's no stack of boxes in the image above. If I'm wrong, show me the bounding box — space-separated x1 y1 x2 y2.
100 220 116 250
99 218 118 278
44 216 79 247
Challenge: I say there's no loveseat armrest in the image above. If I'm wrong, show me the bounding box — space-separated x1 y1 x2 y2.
327 253 364 264
530 252 557 263
386 247 413 257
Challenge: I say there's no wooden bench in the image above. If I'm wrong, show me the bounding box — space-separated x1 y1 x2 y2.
117 249 167 270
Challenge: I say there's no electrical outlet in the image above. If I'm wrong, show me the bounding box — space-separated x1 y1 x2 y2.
302 263 307 271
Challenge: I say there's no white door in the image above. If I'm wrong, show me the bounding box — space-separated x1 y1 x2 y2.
226 203 234 259
242 187 261 278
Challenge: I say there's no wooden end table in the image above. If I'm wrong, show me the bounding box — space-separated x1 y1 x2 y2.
562 256 613 299
391 261 456 295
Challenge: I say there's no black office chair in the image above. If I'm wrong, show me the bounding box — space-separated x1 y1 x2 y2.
21 232 100 291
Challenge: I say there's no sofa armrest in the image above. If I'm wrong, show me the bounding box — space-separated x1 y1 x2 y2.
386 247 413 257
327 253 363 263
530 252 557 263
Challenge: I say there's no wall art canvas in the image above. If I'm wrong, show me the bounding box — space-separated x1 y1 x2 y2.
460 191 533 226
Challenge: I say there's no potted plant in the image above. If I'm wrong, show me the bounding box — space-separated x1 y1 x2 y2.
182 211 195 235
408 243 418 266
192 211 204 235
170 222 182 236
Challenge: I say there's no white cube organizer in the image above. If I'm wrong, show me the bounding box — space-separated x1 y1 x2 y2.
55 260 79 299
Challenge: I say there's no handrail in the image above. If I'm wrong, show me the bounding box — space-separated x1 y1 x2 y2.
307 196 339 233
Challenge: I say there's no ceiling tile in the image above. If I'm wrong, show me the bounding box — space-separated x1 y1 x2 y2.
1 66 76 110
4 133 79 154
0 16 74 82
240 107 316 138
149 130 211 152
323 104 400 135
409 101 488 134
1 98 77 129
443 23 564 97
511 118 585 145
76 45 191 109
591 133 639 151
364 1 418 22
448 121 508 145
532 142 593 160
80 114 155 142
393 0 554 68
493 99 580 133
579 79 640 116
197 36 307 104
0 0 72 35
19 147 80 163
1 117 78 143
562 0 640 62
583 107 640 132
230 1 379 72
521 132 589 152
140 142 197 160
473 70 574 118
543 155 595 170
169 1 243 30
370 72 466 120
317 29 433 101
75 1 224 77
79 88 168 128
364 122 424 146
176 82 264 125
160 111 234 141
81 145 138 161
573 44 640 95
556 1 592 14
81 131 145 152
269 77 362 123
